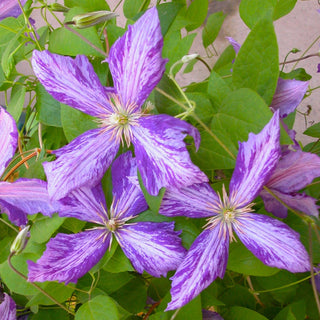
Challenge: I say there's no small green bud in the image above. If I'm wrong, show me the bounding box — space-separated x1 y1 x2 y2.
48 3 69 13
10 226 30 255
68 11 118 29
181 54 199 63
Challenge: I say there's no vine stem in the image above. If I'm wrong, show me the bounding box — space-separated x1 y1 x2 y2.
246 276 264 307
308 224 320 317
279 53 319 65
7 252 75 316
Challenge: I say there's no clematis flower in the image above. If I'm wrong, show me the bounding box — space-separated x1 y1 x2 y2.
32 7 207 200
27 151 186 284
0 107 59 226
0 292 16 320
260 149 320 218
227 37 308 118
0 0 27 20
159 111 310 310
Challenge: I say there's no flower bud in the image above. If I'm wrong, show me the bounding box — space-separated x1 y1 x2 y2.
10 226 30 255
68 11 118 29
48 3 69 13
181 53 199 63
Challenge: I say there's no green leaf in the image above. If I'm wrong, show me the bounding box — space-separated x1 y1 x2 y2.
303 122 320 138
207 71 231 110
97 270 134 295
103 245 134 273
280 68 311 81
273 300 305 320
30 213 66 243
273 0 297 21
35 83 62 127
7 81 26 122
75 295 125 320
223 306 269 320
123 0 150 19
202 11 225 48
60 103 96 142
219 284 256 309
64 0 110 11
30 309 70 320
185 0 208 31
158 3 184 37
233 15 279 105
227 241 279 276
239 0 275 29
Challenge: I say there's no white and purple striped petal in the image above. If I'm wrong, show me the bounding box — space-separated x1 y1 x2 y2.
159 182 218 218
229 111 281 207
32 50 111 117
28 229 110 284
270 78 309 118
116 222 186 277
0 0 27 20
0 107 18 177
260 188 319 218
43 128 119 200
0 293 16 320
58 184 107 223
166 226 229 311
132 114 208 196
111 152 148 219
234 213 310 272
0 179 59 226
108 7 166 109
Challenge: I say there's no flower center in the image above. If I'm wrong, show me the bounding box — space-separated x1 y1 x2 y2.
97 94 145 146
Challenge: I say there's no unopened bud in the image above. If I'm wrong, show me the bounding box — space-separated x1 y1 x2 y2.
10 226 30 255
68 11 118 29
181 54 199 63
49 3 69 13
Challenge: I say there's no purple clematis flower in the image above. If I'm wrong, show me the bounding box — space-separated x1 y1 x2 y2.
227 37 308 118
159 111 310 310
0 292 16 320
0 107 58 226
32 7 207 200
0 0 27 20
260 149 320 218
27 151 186 284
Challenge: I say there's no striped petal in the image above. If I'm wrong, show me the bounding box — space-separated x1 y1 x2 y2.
166 226 229 310
234 213 310 272
116 222 186 277
0 293 16 320
0 179 59 227
32 50 111 117
43 129 119 200
108 7 166 108
132 114 208 196
28 229 110 284
111 152 148 220
229 111 281 207
0 0 27 20
159 182 218 218
0 107 18 177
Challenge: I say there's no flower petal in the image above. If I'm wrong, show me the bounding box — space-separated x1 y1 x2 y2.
226 36 241 54
0 0 27 20
0 179 59 226
116 222 186 277
111 152 148 219
166 226 229 310
28 229 110 284
159 182 218 218
32 50 111 117
229 111 281 206
43 128 119 200
58 183 107 223
0 293 16 320
0 107 18 177
270 78 309 118
108 7 166 108
260 188 319 218
266 150 320 193
234 213 310 272
132 114 208 196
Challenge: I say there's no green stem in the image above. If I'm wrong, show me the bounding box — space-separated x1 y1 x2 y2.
0 218 19 232
170 308 181 320
196 56 211 73
279 53 319 66
8 253 75 316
